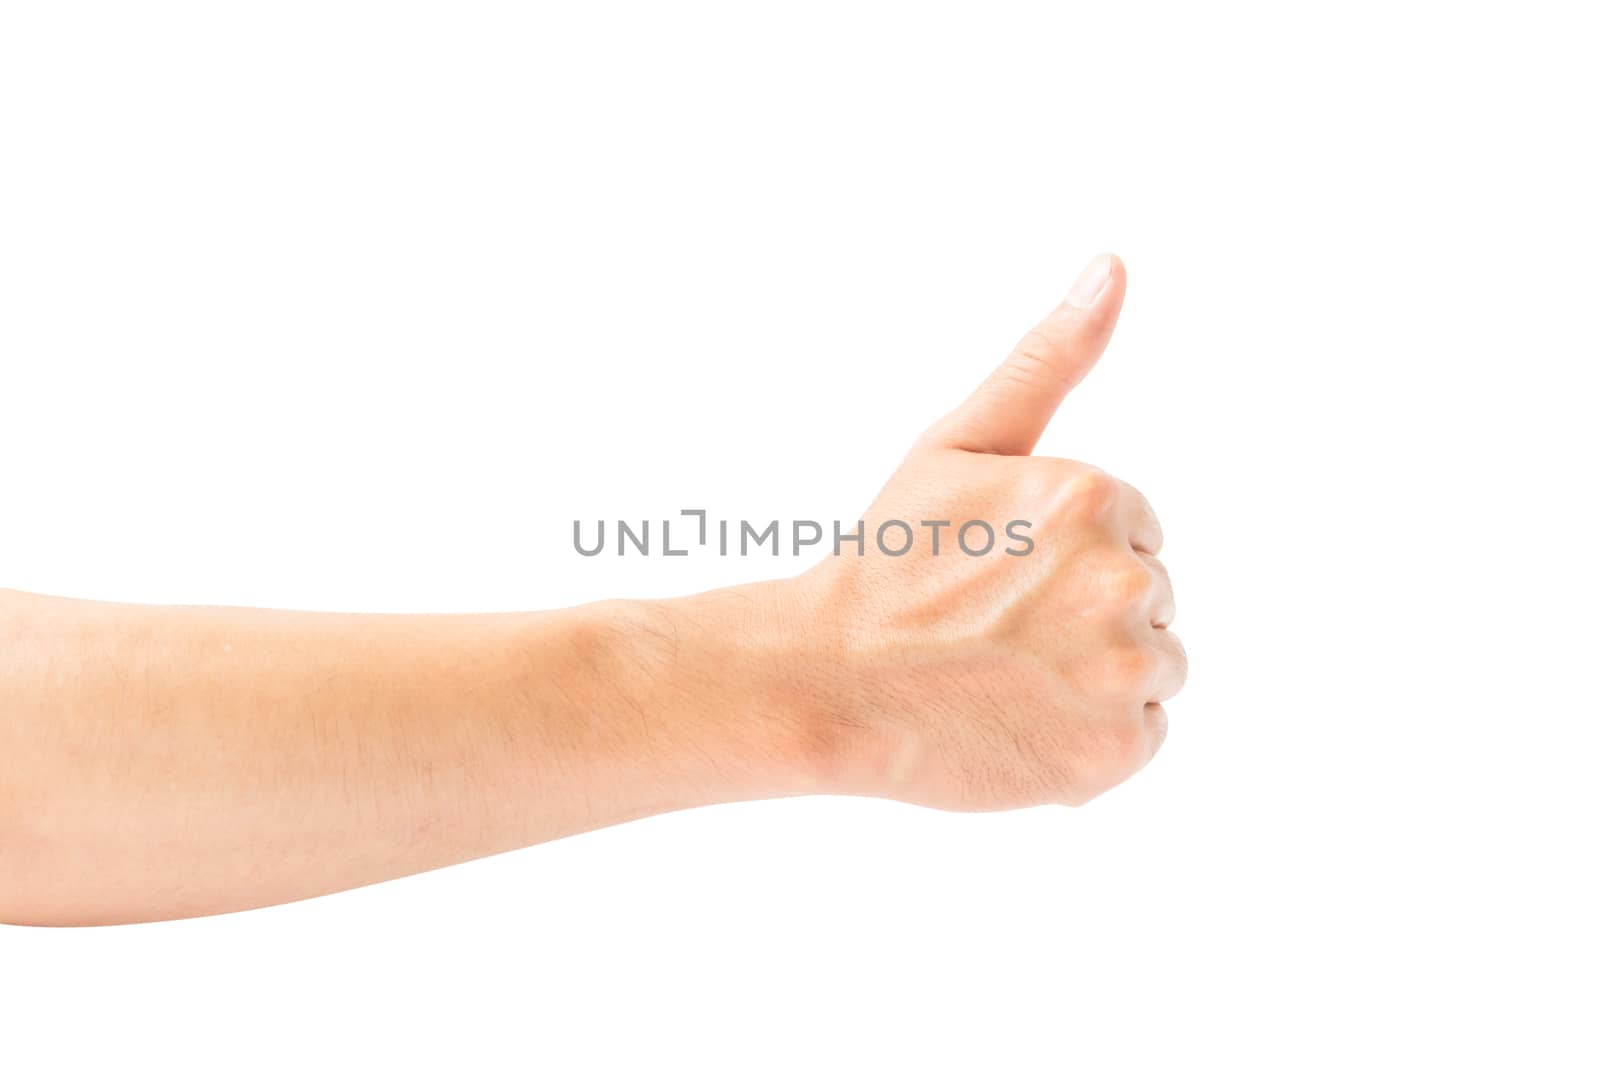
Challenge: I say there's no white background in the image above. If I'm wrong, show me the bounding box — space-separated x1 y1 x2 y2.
2 2 1596 1063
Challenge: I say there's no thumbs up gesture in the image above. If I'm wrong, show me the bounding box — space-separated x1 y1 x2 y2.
795 255 1185 809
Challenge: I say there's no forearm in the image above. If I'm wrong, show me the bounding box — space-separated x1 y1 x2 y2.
0 585 825 925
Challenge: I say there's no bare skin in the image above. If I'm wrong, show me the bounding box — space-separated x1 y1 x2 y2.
0 254 1183 925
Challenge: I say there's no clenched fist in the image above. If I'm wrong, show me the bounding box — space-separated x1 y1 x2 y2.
786 254 1185 808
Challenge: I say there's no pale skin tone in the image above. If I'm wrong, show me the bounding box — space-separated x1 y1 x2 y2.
0 254 1184 925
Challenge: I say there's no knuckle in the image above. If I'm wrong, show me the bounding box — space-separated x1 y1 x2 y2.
1107 559 1152 604
1018 456 1079 503
1064 468 1118 513
1105 643 1154 692
996 337 1060 395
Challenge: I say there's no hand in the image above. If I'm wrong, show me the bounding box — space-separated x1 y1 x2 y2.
791 254 1186 809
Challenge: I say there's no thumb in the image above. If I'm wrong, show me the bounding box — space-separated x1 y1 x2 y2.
926 253 1126 455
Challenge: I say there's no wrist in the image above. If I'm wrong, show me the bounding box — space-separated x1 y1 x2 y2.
669 580 850 799
577 581 847 806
